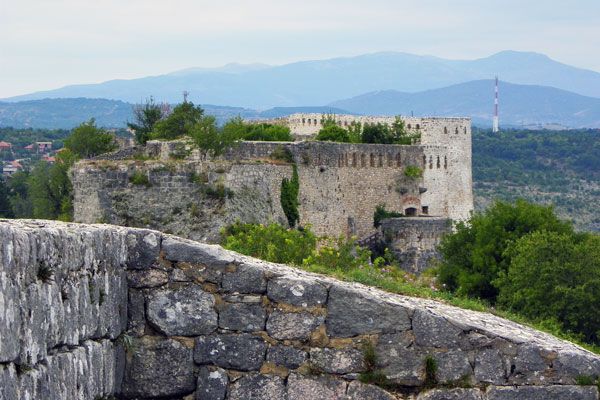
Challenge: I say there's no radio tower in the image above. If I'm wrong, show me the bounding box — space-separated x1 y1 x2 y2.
492 76 499 133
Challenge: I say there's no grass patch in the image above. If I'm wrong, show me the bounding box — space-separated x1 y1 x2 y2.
575 375 595 385
424 356 438 388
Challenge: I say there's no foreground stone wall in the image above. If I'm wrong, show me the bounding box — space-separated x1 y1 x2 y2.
1 220 599 399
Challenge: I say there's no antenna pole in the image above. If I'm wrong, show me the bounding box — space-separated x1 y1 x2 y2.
492 76 499 133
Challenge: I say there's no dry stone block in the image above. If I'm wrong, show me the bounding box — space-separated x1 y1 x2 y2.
433 350 473 383
486 385 598 400
221 263 267 294
227 373 286 400
162 236 235 266
309 347 365 374
218 302 266 332
146 284 217 336
267 344 308 369
127 268 169 288
126 230 160 270
196 366 228 400
122 337 195 399
194 333 267 371
287 372 347 400
266 309 324 340
326 285 410 337
474 348 505 384
417 388 483 400
346 380 397 400
376 342 424 386
267 276 328 307
413 310 463 348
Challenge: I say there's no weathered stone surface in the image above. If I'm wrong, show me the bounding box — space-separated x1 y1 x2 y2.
124 337 196 399
486 385 598 400
326 284 411 337
309 347 365 374
417 388 483 400
376 343 424 386
553 350 600 383
196 366 228 400
221 263 267 294
127 289 146 336
267 345 308 369
434 350 473 383
147 284 217 336
267 276 328 307
287 373 347 400
127 268 169 288
126 230 161 269
474 348 505 384
163 235 234 266
194 333 267 371
227 373 286 400
346 380 397 400
266 310 324 340
413 310 463 348
218 302 266 332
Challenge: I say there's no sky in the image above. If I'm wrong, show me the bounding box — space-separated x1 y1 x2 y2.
1 0 600 98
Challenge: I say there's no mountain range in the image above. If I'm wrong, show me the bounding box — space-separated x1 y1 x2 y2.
5 51 600 109
1 50 600 129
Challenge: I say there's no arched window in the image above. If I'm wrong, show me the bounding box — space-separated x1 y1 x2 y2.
464 127 467 134
444 127 448 134
423 155 427 167
437 156 441 168
444 156 448 169
302 118 306 124
314 119 318 126
429 156 433 169
407 124 412 129
416 124 420 130
455 127 458 134
361 154 366 167
352 153 357 167
370 153 375 167
307 118 311 124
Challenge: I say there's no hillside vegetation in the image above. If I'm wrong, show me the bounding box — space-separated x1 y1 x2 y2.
472 128 600 231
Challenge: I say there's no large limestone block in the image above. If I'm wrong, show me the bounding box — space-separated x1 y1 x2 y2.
309 347 365 374
122 337 196 398
194 333 267 371
267 276 328 307
286 373 347 400
196 366 228 400
485 385 598 400
326 285 411 337
227 373 286 400
266 309 324 340
146 284 218 336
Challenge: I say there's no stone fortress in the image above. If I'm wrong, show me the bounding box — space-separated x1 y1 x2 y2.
71 113 473 272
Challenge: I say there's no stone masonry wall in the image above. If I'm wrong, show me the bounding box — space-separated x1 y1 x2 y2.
73 140 428 241
379 217 452 274
1 220 599 400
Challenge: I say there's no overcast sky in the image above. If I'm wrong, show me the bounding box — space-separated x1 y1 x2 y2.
1 0 599 98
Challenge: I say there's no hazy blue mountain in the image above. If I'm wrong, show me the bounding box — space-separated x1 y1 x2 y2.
257 106 355 118
4 51 600 109
329 80 600 128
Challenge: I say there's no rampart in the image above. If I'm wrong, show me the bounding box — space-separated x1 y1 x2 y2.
1 220 599 399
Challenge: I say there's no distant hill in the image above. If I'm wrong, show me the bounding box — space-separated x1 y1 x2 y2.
4 51 600 109
329 80 600 128
256 106 355 118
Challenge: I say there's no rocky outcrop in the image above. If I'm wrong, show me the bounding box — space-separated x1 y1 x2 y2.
1 220 599 399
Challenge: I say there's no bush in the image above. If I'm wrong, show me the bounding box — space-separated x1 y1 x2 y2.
129 171 150 187
437 199 573 301
222 222 316 265
270 146 294 163
373 204 403 228
151 101 204 140
222 117 293 142
315 124 351 143
403 165 423 179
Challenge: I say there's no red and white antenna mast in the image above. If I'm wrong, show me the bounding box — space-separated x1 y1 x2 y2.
493 76 499 133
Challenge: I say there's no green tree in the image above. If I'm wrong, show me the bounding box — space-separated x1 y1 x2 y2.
151 101 204 140
315 116 350 142
497 231 600 344
188 115 231 156
362 122 390 144
280 165 300 227
437 199 572 301
64 119 116 158
0 177 13 218
7 171 33 218
128 97 167 144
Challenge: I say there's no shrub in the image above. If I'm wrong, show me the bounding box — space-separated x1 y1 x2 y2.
129 171 150 187
302 236 371 272
315 124 350 143
222 222 316 265
373 204 404 228
403 165 423 180
270 146 294 163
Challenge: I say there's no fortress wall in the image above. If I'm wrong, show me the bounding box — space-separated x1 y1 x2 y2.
1 220 599 400
71 160 291 243
380 217 452 274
